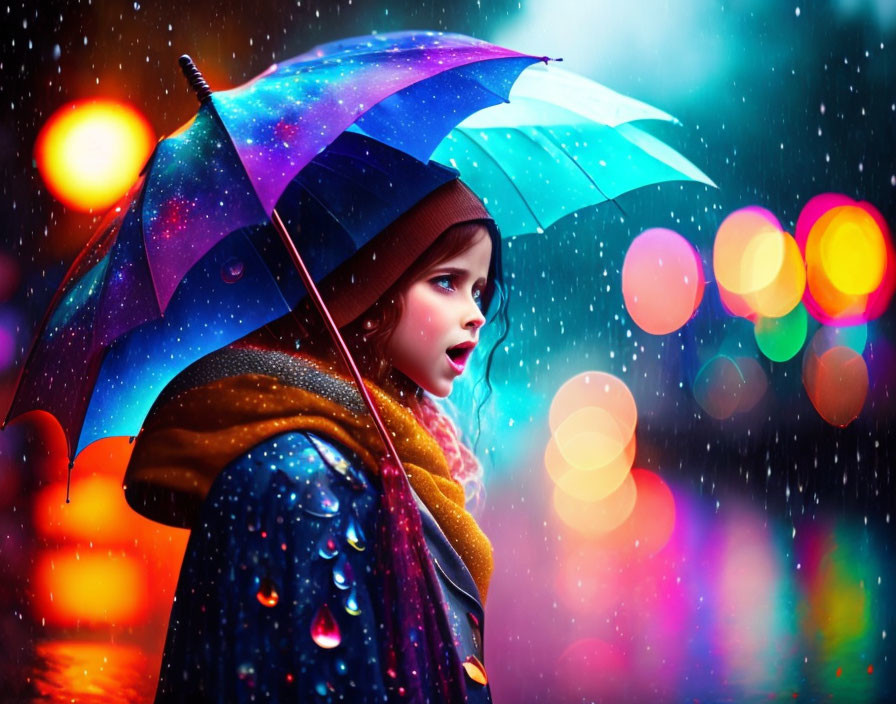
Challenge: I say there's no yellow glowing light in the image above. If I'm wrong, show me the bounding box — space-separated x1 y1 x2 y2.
35 549 148 625
818 206 886 296
549 371 637 438
553 406 627 469
745 233 806 318
552 472 638 538
713 208 786 296
545 432 636 501
35 99 155 212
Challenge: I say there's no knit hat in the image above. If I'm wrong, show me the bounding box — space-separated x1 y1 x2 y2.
315 178 493 328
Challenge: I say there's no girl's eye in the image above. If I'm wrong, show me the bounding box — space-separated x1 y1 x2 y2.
431 275 455 292
472 288 484 310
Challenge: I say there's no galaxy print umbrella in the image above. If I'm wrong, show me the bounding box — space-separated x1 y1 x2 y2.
3 31 546 464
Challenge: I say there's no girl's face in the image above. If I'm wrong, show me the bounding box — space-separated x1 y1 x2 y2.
384 227 492 397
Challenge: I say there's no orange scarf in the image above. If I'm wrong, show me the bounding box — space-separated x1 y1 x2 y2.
124 349 493 602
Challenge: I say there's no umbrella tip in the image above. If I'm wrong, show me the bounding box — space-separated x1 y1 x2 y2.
179 54 213 104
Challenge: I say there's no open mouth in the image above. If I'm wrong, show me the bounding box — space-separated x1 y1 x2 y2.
446 342 475 372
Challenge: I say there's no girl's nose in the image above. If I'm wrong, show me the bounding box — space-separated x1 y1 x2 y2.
464 299 486 330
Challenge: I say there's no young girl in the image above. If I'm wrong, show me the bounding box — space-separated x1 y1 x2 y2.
123 178 502 703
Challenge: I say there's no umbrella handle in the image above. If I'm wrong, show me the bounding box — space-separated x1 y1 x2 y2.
269 208 405 472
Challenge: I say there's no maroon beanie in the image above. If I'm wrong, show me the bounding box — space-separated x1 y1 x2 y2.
316 179 493 328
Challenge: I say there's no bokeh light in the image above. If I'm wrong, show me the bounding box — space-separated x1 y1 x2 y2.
552 405 628 469
595 468 676 556
552 471 638 537
549 371 637 436
796 194 895 324
545 430 636 500
35 99 155 212
802 342 868 427
34 550 149 626
693 354 745 420
713 508 795 693
754 303 808 362
622 227 704 335
793 522 882 699
815 323 867 355
732 355 768 413
713 206 805 319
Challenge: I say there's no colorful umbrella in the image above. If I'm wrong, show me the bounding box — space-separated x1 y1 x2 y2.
72 132 460 456
4 31 546 464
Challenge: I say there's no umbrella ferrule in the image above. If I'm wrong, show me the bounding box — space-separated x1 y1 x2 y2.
179 54 213 104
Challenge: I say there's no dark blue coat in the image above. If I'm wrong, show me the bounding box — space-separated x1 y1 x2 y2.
153 428 492 703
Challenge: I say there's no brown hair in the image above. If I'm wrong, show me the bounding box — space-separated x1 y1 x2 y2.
242 219 501 389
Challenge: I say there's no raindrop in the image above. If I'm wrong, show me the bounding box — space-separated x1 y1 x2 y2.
345 514 366 551
52 44 61 60
343 586 361 615
316 531 340 559
310 603 341 648
221 257 245 283
462 655 488 685
332 552 354 590
300 471 340 517
256 576 280 607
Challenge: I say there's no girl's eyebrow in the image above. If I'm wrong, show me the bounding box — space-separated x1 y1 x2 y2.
431 266 488 284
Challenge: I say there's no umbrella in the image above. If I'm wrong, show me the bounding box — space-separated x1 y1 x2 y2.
69 132 460 456
4 31 547 466
428 64 716 236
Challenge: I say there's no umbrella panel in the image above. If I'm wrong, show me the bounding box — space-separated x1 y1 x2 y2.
143 103 271 312
353 56 542 163
432 119 715 238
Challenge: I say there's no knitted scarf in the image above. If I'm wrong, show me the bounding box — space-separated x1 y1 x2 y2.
125 344 493 601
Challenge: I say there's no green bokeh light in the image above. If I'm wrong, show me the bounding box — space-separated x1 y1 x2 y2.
754 303 808 362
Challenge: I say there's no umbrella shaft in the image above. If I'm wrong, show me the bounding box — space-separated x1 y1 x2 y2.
269 208 403 468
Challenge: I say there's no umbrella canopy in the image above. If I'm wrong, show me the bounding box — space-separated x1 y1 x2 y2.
77 133 459 455
429 65 716 237
4 31 545 462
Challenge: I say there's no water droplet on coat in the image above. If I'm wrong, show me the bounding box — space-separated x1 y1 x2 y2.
462 655 488 685
310 603 341 648
317 531 340 559
346 514 366 551
256 576 279 607
332 552 354 590
300 471 340 517
343 586 361 615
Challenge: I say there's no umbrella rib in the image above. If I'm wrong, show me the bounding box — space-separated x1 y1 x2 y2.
306 160 396 208
451 128 547 233
291 178 358 242
138 152 168 316
530 124 627 218
203 100 407 478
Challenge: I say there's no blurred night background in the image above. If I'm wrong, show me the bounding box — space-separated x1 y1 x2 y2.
1 0 894 702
